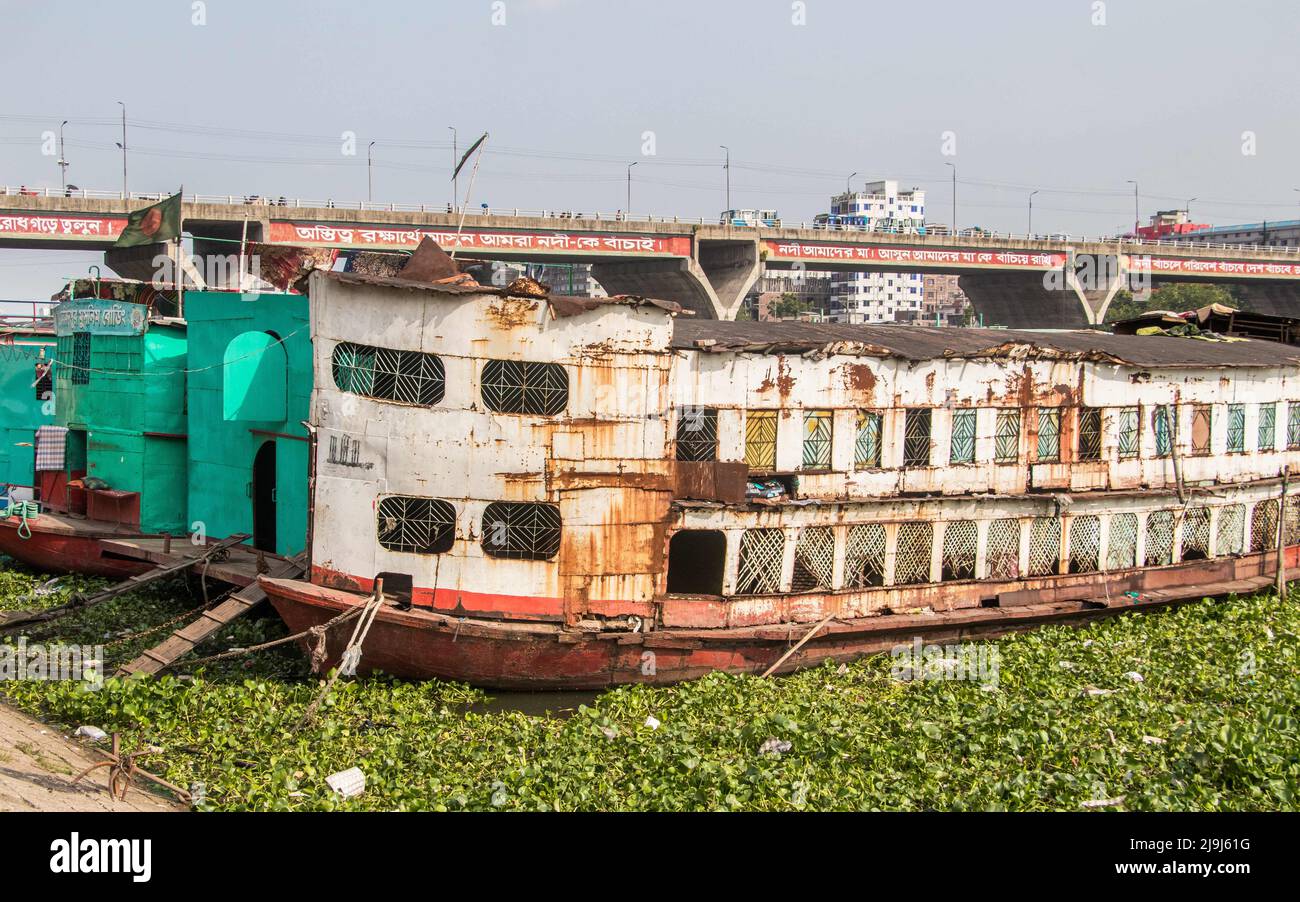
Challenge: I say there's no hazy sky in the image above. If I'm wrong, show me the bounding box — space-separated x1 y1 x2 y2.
2 0 1299 298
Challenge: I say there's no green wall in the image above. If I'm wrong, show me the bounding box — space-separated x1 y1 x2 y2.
0 333 55 494
55 317 188 533
184 291 311 557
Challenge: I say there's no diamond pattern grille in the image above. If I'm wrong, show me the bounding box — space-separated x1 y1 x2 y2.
1251 499 1279 552
1028 517 1061 576
949 409 976 464
1068 515 1101 573
986 518 1021 579
674 406 718 461
791 526 835 591
941 520 977 581
855 410 882 468
480 502 562 561
894 522 934 585
995 410 1020 463
745 410 777 469
1217 504 1245 556
802 410 833 469
1107 513 1138 570
333 341 445 406
736 528 785 595
377 496 456 555
1145 510 1174 566
481 359 568 416
1181 506 1212 560
844 524 886 588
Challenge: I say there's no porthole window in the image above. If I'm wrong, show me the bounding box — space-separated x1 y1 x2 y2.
481 359 568 416
333 341 445 406
376 495 456 554
481 502 562 560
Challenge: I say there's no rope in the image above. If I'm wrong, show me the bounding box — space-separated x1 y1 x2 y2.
154 601 366 673
3 500 40 539
297 584 386 728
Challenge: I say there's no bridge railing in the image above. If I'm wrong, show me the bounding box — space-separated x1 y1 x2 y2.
4 184 1299 255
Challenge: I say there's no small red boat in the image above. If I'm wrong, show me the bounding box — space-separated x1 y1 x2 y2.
0 512 155 579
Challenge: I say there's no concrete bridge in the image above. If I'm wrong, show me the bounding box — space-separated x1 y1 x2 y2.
6 192 1300 327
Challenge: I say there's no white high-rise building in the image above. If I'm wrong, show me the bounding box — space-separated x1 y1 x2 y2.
822 180 926 323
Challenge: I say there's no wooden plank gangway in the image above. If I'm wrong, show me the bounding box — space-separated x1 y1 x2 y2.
118 552 306 676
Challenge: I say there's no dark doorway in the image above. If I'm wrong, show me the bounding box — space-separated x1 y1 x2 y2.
666 530 726 595
252 440 277 552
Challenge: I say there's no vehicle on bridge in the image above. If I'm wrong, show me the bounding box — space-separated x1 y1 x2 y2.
721 209 780 227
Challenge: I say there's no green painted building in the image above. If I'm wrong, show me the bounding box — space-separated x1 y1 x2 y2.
184 291 311 556
53 299 188 533
0 324 55 501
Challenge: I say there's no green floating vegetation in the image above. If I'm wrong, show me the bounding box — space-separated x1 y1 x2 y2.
1 554 1297 811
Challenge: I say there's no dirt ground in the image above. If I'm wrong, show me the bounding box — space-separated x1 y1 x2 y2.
0 702 183 812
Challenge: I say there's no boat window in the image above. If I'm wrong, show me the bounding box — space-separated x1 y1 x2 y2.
1190 405 1213 456
791 526 834 591
480 502 562 561
894 522 933 585
1116 407 1140 459
1036 409 1060 462
71 331 91 385
844 524 885 588
801 410 833 469
333 341 445 406
376 495 456 555
940 520 977 580
903 408 931 467
1181 506 1212 560
1068 515 1100 573
1145 510 1175 565
735 528 785 594
1251 500 1279 552
1077 408 1102 461
994 410 1020 463
1151 405 1172 457
675 406 718 461
1226 405 1245 453
744 411 777 470
480 359 566 415
666 530 725 595
1027 517 1061 576
985 518 1021 579
1217 504 1245 556
949 410 976 464
1107 513 1138 570
1258 403 1277 451
1288 402 1300 450
854 411 883 468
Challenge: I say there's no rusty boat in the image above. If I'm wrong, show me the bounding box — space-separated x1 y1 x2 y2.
256 269 1300 688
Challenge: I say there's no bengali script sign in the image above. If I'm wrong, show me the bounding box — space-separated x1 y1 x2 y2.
268 221 692 256
53 299 147 336
0 213 127 241
1128 255 1300 279
763 240 1068 270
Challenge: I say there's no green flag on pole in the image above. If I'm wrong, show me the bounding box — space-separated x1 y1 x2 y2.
452 133 487 182
114 192 182 247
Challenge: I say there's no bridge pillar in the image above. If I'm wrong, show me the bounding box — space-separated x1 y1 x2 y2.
959 271 1107 329
592 237 759 320
1220 283 1300 318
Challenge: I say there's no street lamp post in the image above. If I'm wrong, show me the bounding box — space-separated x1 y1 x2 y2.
626 161 637 214
448 126 458 211
1028 189 1039 235
720 145 730 213
57 120 69 191
944 161 956 234
367 141 376 203
115 102 127 196
1186 197 1197 220
1127 179 1139 235
846 171 857 195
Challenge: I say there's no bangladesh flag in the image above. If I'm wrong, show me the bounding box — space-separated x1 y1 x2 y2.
114 192 182 247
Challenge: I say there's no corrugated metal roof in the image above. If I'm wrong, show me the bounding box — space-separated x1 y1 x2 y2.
669 320 1300 368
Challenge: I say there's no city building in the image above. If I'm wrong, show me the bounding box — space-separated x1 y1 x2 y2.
1160 217 1300 249
1134 210 1211 242
528 263 608 298
821 180 927 323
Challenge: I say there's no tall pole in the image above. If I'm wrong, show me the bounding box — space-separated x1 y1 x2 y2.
57 120 68 191
448 126 457 211
1127 179 1139 235
367 141 375 204
945 161 956 234
1186 196 1196 220
846 171 857 195
1028 189 1039 235
720 145 730 212
116 102 127 196
626 161 637 214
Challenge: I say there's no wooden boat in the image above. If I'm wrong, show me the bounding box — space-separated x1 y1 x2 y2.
259 269 1300 688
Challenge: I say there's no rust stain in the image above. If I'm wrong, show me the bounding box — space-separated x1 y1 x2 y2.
484 297 539 328
776 356 795 398
843 363 878 404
